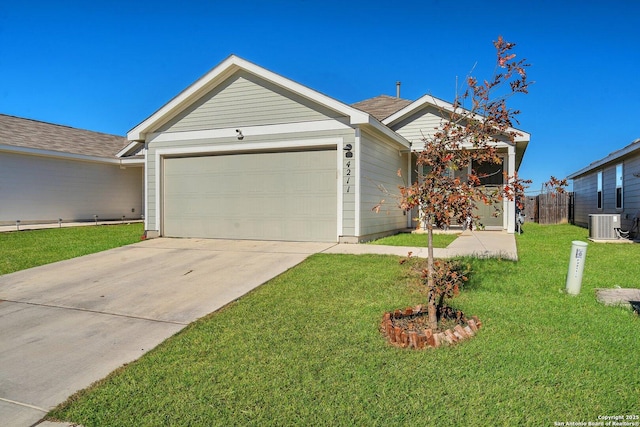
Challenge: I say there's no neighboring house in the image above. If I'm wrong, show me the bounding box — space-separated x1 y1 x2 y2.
127 55 530 242
0 114 144 226
568 138 640 232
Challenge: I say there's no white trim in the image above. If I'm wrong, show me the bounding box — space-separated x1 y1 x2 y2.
336 147 344 237
154 137 343 238
126 55 410 150
154 137 342 157
144 143 149 231
383 94 530 144
147 120 351 143
506 145 516 233
0 144 143 166
407 152 413 228
155 150 161 232
128 55 369 141
354 129 362 236
116 141 144 158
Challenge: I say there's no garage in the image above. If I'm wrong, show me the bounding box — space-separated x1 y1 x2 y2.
163 149 338 242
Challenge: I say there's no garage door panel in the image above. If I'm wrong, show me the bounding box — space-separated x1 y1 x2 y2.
163 150 337 241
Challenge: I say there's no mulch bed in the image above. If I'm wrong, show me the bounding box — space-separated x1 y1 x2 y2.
381 304 482 349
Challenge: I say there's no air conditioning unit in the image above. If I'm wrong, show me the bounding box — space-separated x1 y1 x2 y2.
588 214 620 240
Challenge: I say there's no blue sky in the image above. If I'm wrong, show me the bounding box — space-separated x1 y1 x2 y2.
1 0 639 193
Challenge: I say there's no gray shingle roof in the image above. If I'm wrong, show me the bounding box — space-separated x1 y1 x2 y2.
0 114 130 159
351 94 412 121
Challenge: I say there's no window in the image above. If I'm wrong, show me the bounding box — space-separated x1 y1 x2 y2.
597 171 602 209
472 160 504 186
616 163 623 209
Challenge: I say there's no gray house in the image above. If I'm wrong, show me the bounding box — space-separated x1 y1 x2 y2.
127 55 530 242
0 114 144 225
568 138 640 233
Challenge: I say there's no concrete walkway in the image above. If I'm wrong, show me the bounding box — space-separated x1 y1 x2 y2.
324 229 518 260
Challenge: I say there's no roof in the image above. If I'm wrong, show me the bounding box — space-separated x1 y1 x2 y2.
127 55 410 149
0 114 135 161
351 95 412 121
568 138 640 179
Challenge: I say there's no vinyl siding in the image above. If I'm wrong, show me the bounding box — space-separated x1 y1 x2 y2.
359 130 408 237
388 105 444 144
158 70 343 132
0 151 143 225
572 151 640 230
625 155 640 228
572 174 598 228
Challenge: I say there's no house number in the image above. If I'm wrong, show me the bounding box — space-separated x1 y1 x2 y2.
345 160 353 193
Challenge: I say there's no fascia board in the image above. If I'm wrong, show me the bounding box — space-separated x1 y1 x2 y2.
383 94 456 126
357 116 411 149
127 55 240 141
234 56 372 125
0 144 123 165
128 54 373 141
118 157 144 166
385 94 530 143
116 141 144 158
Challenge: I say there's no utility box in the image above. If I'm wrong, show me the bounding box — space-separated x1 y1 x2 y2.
588 214 620 240
565 241 588 295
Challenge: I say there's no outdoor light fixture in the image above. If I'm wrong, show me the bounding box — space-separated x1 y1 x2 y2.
58 218 62 228
16 220 20 231
236 129 244 140
94 214 98 225
344 143 353 158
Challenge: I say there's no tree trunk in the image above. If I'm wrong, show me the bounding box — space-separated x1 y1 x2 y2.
426 223 438 330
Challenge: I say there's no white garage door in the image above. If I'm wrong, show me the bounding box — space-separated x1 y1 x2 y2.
163 149 337 242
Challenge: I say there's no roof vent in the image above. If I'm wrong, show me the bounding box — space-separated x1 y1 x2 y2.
396 81 401 98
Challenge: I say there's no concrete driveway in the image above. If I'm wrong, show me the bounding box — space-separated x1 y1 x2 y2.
0 238 334 426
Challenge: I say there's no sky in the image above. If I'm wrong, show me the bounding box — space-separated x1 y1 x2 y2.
1 0 639 193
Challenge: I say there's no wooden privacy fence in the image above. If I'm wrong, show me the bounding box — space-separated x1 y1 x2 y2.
522 192 572 225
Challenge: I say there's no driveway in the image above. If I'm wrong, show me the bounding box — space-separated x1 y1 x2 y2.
0 238 334 426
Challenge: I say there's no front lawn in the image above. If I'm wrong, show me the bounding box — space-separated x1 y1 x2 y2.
368 231 459 248
48 224 640 425
0 223 144 275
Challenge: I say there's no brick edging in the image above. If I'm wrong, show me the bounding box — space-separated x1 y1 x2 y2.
381 305 482 349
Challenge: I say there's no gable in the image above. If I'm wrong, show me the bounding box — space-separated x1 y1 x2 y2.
387 104 444 144
155 70 347 134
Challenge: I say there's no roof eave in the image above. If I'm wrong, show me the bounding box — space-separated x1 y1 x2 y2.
352 115 411 149
0 144 142 165
568 139 640 179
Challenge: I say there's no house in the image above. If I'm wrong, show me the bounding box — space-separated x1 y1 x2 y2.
353 93 529 232
127 55 529 243
0 114 144 225
568 138 640 233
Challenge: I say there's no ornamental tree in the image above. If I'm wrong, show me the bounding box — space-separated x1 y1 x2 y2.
399 36 531 329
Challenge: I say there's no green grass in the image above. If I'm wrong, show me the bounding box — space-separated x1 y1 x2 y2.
368 231 459 248
0 223 144 275
48 224 640 426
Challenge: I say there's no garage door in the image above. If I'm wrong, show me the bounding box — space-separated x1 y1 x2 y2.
163 150 337 242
